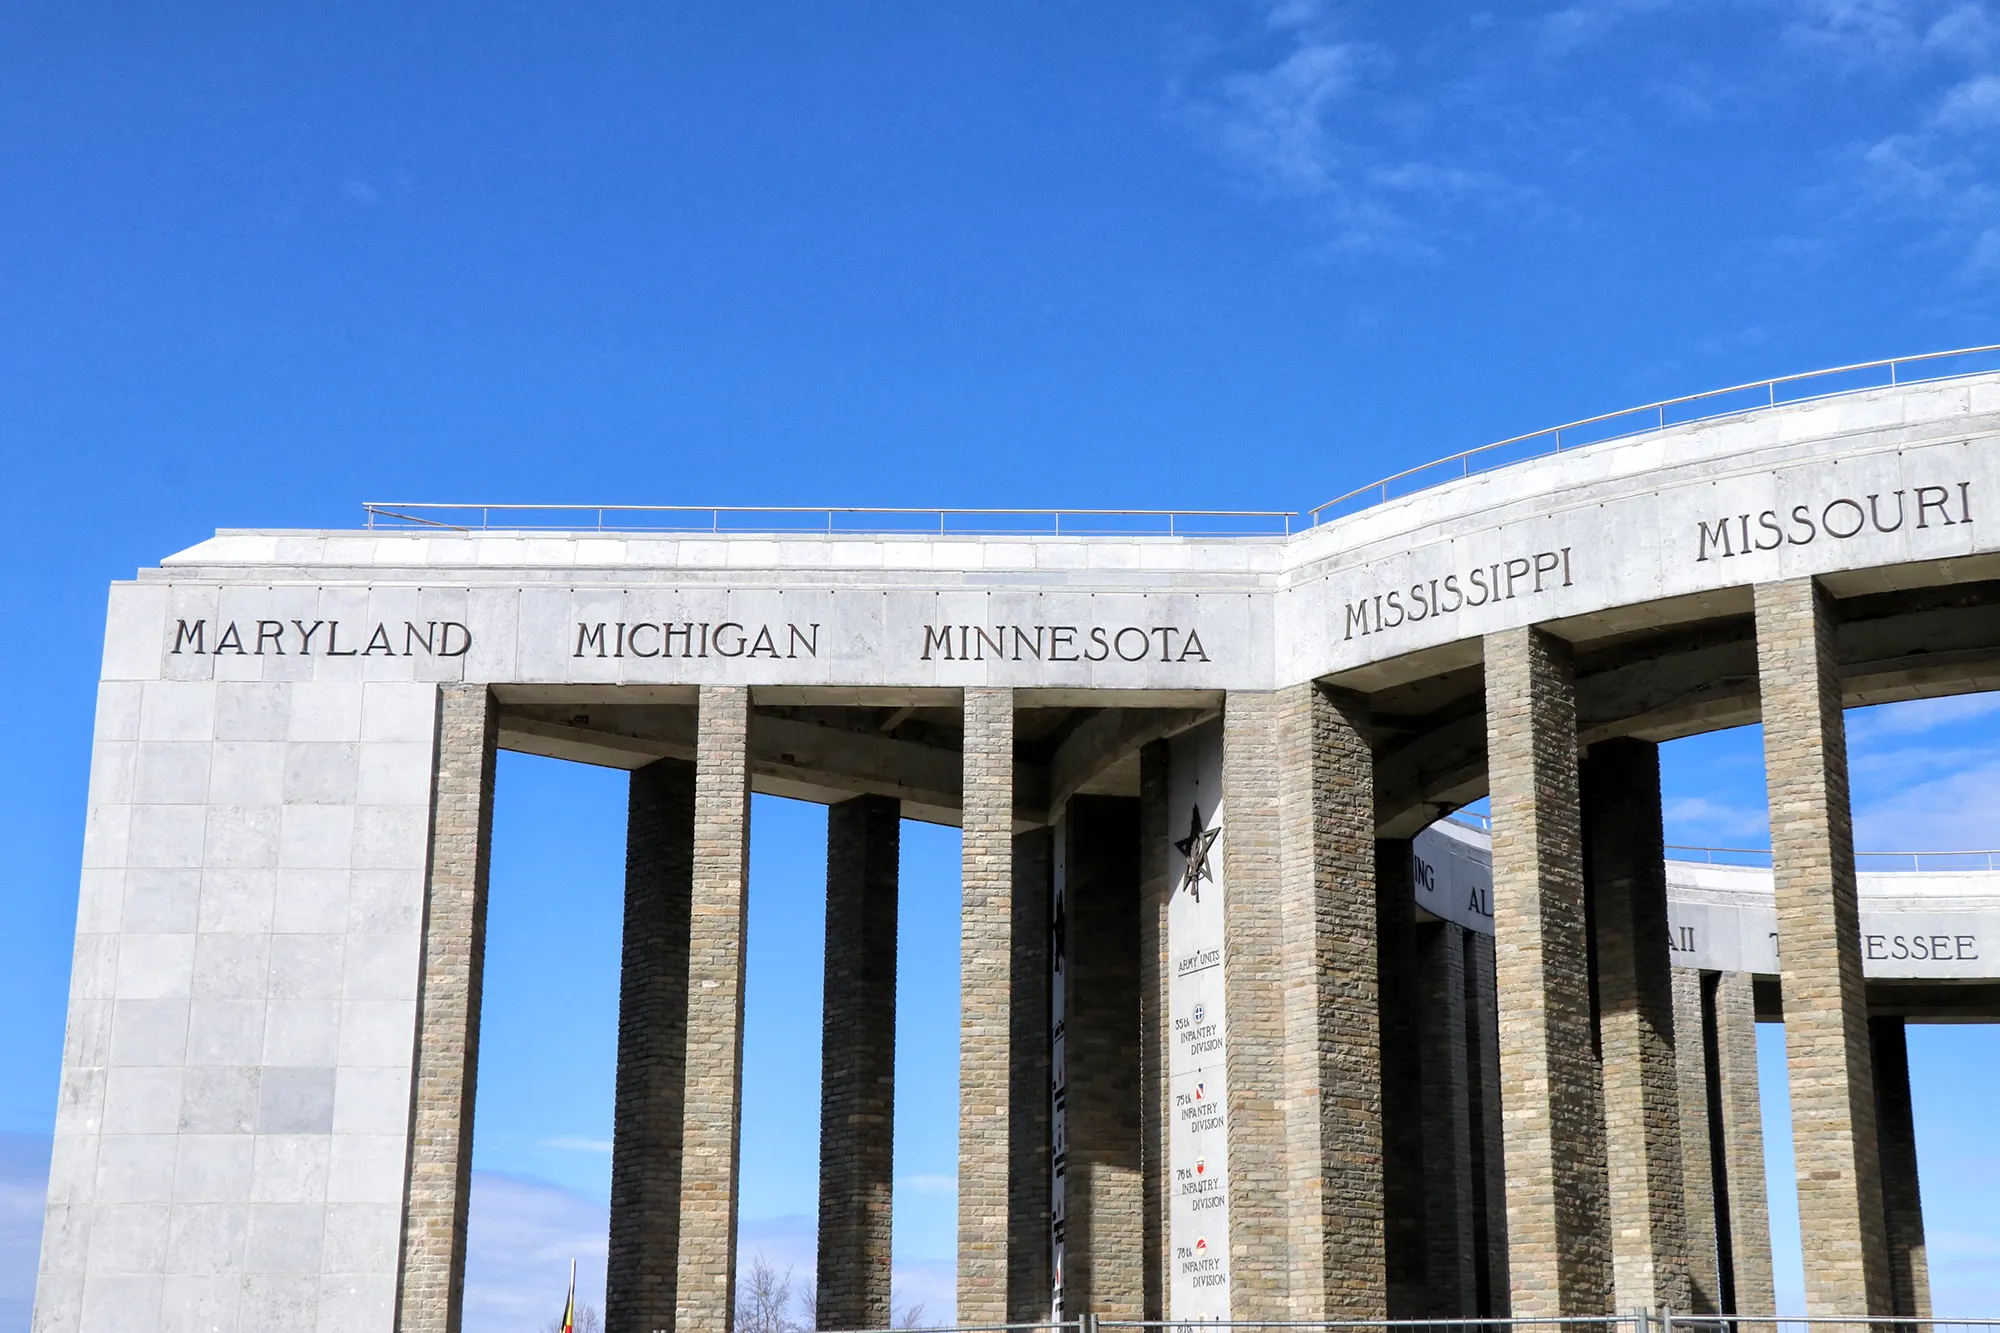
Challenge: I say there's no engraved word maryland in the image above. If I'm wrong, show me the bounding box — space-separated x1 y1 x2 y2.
170 618 471 657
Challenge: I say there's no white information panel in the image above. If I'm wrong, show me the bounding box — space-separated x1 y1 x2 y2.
1166 721 1231 1319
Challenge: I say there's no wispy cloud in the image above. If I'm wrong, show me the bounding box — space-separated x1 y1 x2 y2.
896 1173 957 1195
540 1136 615 1153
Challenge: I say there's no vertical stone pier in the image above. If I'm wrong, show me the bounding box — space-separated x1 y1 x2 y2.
1007 827 1053 1322
1060 796 1144 1318
397 684 498 1333
958 687 1017 1324
818 795 901 1331
1484 627 1611 1315
675 686 753 1333
1871 1017 1931 1318
606 758 696 1333
1713 971 1774 1315
1671 969 1721 1315
1467 930 1512 1316
1377 840 1428 1317
1418 918 1477 1316
1754 577 1891 1315
1137 742 1172 1322
1581 738 1691 1313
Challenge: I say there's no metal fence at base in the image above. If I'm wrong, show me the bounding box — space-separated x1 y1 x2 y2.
813 1317 2000 1333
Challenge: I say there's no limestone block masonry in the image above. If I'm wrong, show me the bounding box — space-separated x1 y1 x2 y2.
399 685 497 1333
817 795 900 1331
675 687 753 1333
1754 578 1891 1316
40 372 2000 1331
957 688 1016 1325
1581 739 1691 1315
606 759 696 1333
1484 628 1612 1316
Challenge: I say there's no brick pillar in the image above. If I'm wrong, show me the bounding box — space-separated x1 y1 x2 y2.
1466 930 1512 1317
676 686 753 1333
1061 796 1144 1318
818 795 901 1330
1754 577 1890 1315
958 687 1016 1324
1008 828 1053 1322
1377 840 1428 1317
1418 919 1477 1317
1137 742 1172 1321
1582 738 1692 1313
1871 1017 1931 1318
1672 968 1722 1315
396 684 497 1333
1222 685 1384 1321
607 759 696 1333
1713 971 1774 1315
1484 626 1612 1316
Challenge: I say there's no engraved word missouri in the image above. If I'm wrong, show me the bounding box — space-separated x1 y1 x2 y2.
1343 547 1574 641
573 621 819 659
170 619 470 657
918 624 1209 663
1695 481 1972 561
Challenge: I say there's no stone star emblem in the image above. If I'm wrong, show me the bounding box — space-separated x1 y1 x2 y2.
1174 805 1220 901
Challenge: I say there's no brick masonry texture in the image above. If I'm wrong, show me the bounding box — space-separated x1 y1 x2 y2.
1062 796 1144 1319
1671 968 1722 1316
1581 739 1692 1313
396 684 498 1333
607 758 697 1333
1714 971 1774 1315
1377 840 1428 1317
675 686 753 1333
1870 1017 1932 1318
958 687 1016 1325
1277 685 1385 1320
818 794 901 1330
1483 626 1612 1316
1418 919 1478 1317
1137 742 1171 1322
1008 827 1053 1323
1753 577 1891 1315
1467 929 1512 1316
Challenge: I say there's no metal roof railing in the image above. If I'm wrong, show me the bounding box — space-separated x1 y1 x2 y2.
363 345 2000 538
361 503 1297 537
1304 343 2000 524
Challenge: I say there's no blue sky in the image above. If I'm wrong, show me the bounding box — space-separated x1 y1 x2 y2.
5 1 2000 1327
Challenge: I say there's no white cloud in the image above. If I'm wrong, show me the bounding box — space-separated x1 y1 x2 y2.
1935 69 2000 124
896 1173 957 1195
0 1136 48 1333
464 1172 609 1333
539 1136 614 1153
1662 794 1771 844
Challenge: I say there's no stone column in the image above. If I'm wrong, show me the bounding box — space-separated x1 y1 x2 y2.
1466 930 1512 1317
1008 828 1053 1322
607 759 696 1333
1483 626 1612 1316
676 686 753 1333
1714 971 1774 1315
1061 795 1144 1318
958 687 1017 1324
396 684 498 1333
1754 577 1891 1315
1581 738 1692 1313
1137 741 1172 1321
1223 685 1385 1322
1871 1017 1931 1318
1417 919 1477 1317
1671 968 1722 1315
1377 841 1428 1317
817 795 901 1330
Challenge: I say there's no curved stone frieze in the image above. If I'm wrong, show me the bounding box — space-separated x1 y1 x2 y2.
128 376 2000 702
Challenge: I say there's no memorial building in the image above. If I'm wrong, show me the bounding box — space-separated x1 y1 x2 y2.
30 355 2000 1333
